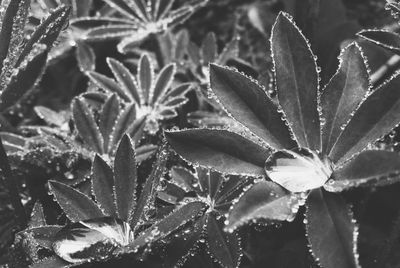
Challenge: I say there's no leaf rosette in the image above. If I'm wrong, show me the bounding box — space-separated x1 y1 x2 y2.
165 12 400 268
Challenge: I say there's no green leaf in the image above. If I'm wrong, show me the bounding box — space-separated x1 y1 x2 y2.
209 64 295 150
151 63 176 104
71 98 104 154
271 12 321 151
321 43 370 155
92 155 117 217
207 214 242 268
76 41 96 73
99 94 120 151
225 181 300 232
329 73 400 165
130 143 167 227
48 181 104 222
114 135 137 222
106 58 141 104
358 29 400 54
327 150 400 192
305 189 359 268
108 104 137 152
138 53 154 103
0 45 48 112
165 128 270 176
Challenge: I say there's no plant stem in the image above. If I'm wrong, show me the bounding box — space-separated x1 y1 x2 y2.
0 136 27 228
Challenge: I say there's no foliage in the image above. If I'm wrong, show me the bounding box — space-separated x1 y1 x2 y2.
0 0 400 268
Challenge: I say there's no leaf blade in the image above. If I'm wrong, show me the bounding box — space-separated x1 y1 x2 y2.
271 12 321 150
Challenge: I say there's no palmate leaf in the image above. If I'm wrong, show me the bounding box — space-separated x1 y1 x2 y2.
0 44 48 112
170 166 198 192
29 201 47 228
92 155 117 217
23 225 63 250
209 64 295 150
358 29 400 54
321 43 370 155
71 97 104 154
225 181 301 232
206 214 241 268
305 189 359 268
48 181 104 222
152 63 176 104
114 135 137 222
329 73 400 165
165 128 270 176
271 12 321 151
88 71 131 102
326 150 400 192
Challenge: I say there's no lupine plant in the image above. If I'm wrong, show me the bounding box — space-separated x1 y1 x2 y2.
2 0 400 267
87 53 193 134
166 12 400 268
71 0 208 53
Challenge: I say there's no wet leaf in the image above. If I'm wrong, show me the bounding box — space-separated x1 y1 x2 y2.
99 94 120 151
92 155 117 217
108 104 136 151
305 189 359 268
321 43 370 155
170 166 198 192
138 54 153 103
0 45 48 112
271 12 320 151
329 73 400 165
225 181 299 231
29 201 46 228
88 71 131 102
114 135 137 222
24 225 62 249
151 63 176 104
209 64 295 150
358 29 400 54
72 98 104 154
106 57 141 104
130 143 167 227
328 150 400 191
165 128 270 176
207 214 241 268
48 181 104 222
